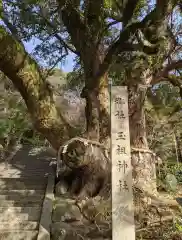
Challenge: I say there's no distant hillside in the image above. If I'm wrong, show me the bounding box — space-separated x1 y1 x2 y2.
47 69 67 88
0 69 86 129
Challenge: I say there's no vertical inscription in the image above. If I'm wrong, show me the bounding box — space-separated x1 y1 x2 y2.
111 86 135 240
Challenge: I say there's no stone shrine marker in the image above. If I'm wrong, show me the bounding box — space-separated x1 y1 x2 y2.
111 86 135 240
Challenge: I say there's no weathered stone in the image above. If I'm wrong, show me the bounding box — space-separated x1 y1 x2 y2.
51 221 111 240
0 221 38 231
81 197 111 224
51 222 88 240
86 223 111 239
55 181 69 195
165 174 178 192
54 197 76 205
0 230 38 240
52 201 82 222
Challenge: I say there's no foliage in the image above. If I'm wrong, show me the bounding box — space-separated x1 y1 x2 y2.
175 217 182 232
0 2 182 239
66 70 84 91
146 83 182 160
0 91 29 139
0 76 48 149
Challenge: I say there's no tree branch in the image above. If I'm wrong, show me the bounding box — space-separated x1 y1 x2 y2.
103 9 122 22
106 20 119 29
57 0 90 54
0 3 21 43
84 0 104 42
38 7 78 55
161 75 182 99
97 0 177 80
122 0 140 27
162 60 182 74
152 60 182 84
0 25 71 149
21 4 79 55
43 54 67 79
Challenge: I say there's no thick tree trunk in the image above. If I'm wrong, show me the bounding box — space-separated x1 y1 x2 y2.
0 26 71 150
0 27 110 199
84 74 110 142
82 87 100 141
98 74 110 144
129 85 157 194
80 42 110 144
81 70 110 147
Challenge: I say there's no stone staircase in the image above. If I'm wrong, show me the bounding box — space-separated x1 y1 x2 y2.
0 146 55 240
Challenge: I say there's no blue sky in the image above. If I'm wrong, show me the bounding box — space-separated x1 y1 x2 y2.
23 21 122 74
24 39 75 73
0 19 75 73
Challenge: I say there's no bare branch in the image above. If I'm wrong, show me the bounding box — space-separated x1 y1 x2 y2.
22 5 79 55
159 60 182 77
0 25 71 149
38 7 78 55
106 20 119 29
151 60 182 85
43 54 67 79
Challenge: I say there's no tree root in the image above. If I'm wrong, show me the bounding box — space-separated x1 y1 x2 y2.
134 186 180 207
136 215 174 232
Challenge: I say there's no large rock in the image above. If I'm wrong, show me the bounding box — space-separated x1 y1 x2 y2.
51 221 111 240
52 198 82 222
51 222 89 240
165 174 178 192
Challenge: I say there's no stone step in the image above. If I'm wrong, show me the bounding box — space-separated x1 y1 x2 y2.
0 206 41 214
0 167 51 172
0 172 49 178
0 161 50 166
0 164 51 169
0 189 45 196
0 175 49 179
0 177 48 182
12 165 51 169
0 164 50 169
0 221 39 231
0 207 41 221
0 169 50 173
0 178 47 190
0 194 44 201
0 230 38 240
0 165 50 172
0 200 42 207
0 174 49 179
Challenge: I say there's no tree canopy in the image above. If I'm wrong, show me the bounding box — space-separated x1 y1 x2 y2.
0 2 182 238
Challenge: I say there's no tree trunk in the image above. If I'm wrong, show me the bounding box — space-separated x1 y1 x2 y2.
98 74 110 144
0 26 110 198
129 85 157 194
82 76 110 142
82 86 100 141
0 26 71 150
173 129 182 163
